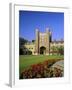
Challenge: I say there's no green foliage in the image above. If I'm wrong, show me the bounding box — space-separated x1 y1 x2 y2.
19 37 28 45
51 46 64 55
19 47 24 55
19 37 28 55
27 51 32 55
32 40 35 43
58 46 64 55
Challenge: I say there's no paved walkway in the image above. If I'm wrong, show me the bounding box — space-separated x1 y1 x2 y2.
51 60 64 70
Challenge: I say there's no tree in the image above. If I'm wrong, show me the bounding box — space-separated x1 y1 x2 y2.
58 46 64 55
19 47 24 55
27 51 32 55
19 37 28 46
51 46 58 55
32 40 35 43
19 37 28 55
51 46 64 55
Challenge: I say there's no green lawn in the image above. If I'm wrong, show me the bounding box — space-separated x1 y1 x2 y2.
19 55 64 73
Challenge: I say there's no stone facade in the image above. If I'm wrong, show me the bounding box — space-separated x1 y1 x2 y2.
35 28 51 55
24 28 64 55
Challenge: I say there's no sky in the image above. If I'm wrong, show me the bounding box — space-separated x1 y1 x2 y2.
19 10 64 41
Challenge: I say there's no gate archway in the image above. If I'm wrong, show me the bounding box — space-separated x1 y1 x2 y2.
40 46 46 54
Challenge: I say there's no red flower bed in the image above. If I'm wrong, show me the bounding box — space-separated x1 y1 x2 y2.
20 60 63 79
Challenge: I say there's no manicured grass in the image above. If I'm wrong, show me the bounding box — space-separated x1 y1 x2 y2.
19 55 64 73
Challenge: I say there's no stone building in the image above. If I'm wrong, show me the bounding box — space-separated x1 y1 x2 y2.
23 28 64 55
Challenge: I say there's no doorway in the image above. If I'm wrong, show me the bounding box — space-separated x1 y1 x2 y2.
40 46 46 54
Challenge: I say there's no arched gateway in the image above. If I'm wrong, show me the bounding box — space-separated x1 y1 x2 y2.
40 46 46 54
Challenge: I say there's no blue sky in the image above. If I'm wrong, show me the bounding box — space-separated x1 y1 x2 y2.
19 10 64 41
